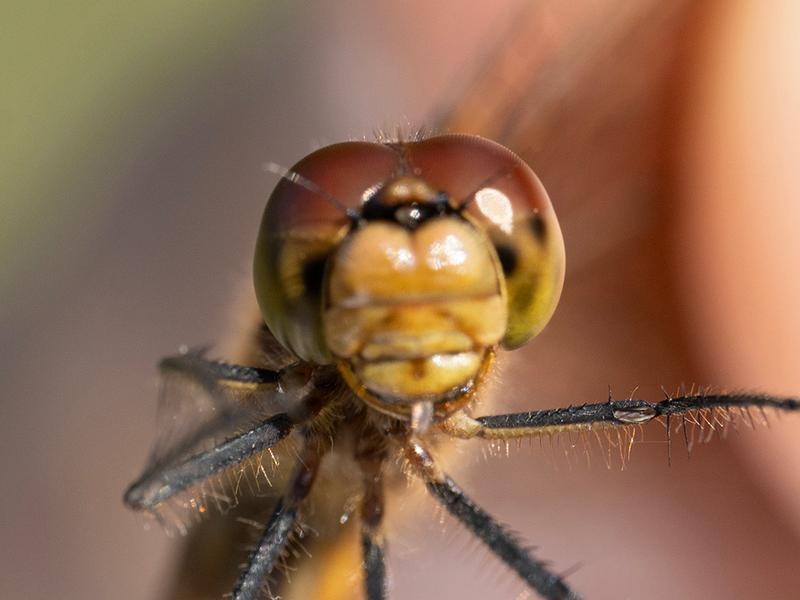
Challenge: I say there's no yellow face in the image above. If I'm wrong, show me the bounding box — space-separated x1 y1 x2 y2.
325 181 507 417
253 135 565 420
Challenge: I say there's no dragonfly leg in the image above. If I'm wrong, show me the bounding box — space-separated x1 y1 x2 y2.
124 412 295 511
232 430 325 600
441 392 800 441
405 438 581 600
357 430 388 600
159 350 313 394
124 366 335 512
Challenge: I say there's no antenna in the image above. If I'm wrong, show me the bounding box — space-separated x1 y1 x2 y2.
455 163 516 210
263 162 360 221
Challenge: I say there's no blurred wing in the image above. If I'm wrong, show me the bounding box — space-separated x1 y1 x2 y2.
125 350 306 534
434 0 695 274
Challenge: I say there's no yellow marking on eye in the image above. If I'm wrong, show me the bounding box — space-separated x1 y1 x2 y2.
490 212 565 349
255 222 348 364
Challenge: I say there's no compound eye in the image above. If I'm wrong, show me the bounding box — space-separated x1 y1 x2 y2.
488 209 564 349
260 229 344 362
404 135 565 348
254 142 397 363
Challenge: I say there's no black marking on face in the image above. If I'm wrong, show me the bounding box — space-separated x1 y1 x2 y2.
361 182 453 230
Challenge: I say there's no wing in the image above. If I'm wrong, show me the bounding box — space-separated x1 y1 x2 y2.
124 349 310 534
434 1 695 274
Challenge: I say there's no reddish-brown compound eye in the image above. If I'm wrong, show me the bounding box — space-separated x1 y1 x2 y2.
406 135 565 348
254 134 565 380
254 142 398 363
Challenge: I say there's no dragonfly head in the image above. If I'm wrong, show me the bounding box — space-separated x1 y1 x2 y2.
254 135 565 421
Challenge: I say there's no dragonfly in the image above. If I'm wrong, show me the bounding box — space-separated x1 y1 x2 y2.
125 2 800 599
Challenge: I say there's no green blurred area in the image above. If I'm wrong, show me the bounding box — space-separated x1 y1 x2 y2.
0 2 273 320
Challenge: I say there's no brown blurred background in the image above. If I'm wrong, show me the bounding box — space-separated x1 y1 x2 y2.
2 2 799 599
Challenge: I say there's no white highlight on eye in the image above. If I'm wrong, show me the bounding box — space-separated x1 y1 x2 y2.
475 187 513 234
428 234 467 270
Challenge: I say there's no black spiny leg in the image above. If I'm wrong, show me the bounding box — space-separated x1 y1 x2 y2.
124 412 294 511
233 432 324 600
361 478 387 600
441 392 800 441
357 431 388 600
406 439 581 600
124 354 328 513
158 351 284 389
